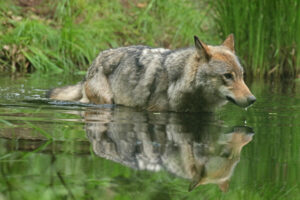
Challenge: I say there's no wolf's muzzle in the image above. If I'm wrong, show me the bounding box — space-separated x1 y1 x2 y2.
226 96 238 105
226 95 256 107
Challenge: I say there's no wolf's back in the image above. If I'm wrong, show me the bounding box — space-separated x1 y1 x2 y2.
46 82 83 101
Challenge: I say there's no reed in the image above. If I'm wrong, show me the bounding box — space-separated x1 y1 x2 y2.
212 0 300 78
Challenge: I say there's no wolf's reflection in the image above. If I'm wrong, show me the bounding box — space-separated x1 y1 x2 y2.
84 108 254 192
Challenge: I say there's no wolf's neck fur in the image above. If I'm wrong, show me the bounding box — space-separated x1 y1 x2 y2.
166 50 226 112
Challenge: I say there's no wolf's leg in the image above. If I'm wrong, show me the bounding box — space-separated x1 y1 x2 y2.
84 72 114 104
79 87 90 103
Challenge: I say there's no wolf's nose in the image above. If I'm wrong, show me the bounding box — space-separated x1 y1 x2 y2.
247 95 256 105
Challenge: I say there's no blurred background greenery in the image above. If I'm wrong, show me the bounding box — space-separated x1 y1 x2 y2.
0 0 299 78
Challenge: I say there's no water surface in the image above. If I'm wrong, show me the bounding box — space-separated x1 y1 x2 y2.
0 73 299 200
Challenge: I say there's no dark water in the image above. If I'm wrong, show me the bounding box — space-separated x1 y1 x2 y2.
0 73 299 200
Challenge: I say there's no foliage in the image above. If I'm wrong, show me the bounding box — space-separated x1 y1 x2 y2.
0 0 299 78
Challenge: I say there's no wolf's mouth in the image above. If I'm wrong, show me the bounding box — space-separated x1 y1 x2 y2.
226 96 238 106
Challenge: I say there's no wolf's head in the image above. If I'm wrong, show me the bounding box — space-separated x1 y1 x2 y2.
194 34 256 108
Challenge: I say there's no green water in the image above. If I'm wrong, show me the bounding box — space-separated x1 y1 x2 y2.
0 73 299 200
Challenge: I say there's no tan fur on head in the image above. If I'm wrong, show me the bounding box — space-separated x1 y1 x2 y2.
211 51 242 76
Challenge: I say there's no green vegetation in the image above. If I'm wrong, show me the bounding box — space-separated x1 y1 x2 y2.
0 0 299 77
0 0 214 74
213 0 300 78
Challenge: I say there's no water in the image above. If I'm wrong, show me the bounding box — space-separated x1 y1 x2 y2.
0 73 299 200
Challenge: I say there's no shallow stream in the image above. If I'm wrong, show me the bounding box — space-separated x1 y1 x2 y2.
0 74 299 199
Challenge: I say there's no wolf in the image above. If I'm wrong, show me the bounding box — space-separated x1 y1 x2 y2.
47 34 256 112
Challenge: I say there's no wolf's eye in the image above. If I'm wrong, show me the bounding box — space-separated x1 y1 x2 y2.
224 73 233 80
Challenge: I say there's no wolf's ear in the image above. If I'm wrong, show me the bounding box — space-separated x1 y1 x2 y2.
223 34 235 52
218 180 230 192
194 36 211 61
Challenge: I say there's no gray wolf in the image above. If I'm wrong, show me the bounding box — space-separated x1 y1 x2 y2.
47 34 256 112
85 109 254 192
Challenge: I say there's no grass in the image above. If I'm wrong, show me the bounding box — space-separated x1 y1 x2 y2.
0 0 215 74
213 0 300 78
0 0 299 78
